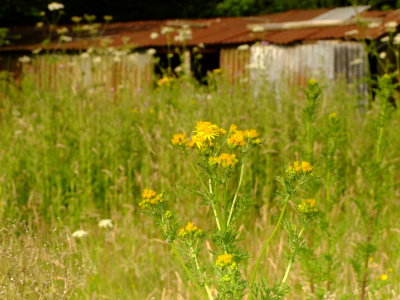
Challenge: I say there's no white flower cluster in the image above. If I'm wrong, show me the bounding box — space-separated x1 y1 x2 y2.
48 2 64 11
19 56 31 63
72 229 88 238
98 219 113 229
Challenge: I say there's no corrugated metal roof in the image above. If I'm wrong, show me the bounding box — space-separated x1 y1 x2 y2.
312 6 370 20
1 7 399 52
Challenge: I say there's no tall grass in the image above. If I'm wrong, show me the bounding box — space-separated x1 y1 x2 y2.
0 70 399 298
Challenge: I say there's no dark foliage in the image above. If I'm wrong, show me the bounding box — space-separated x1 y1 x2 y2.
0 0 399 26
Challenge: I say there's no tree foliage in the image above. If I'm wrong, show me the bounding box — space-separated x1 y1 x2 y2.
0 0 399 26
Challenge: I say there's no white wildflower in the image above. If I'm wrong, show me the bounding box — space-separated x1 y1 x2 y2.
381 36 390 43
174 28 192 42
385 21 397 32
251 25 264 33
80 52 90 59
57 27 69 34
19 56 31 63
127 53 138 63
98 219 113 229
197 43 205 48
59 35 73 42
93 56 102 64
32 48 42 55
150 32 159 39
71 16 82 23
113 56 121 63
174 65 183 73
368 22 380 28
379 52 387 59
72 230 88 238
350 58 363 66
345 29 359 36
48 2 64 11
237 44 250 51
394 33 400 45
161 26 174 35
174 35 183 42
146 48 156 55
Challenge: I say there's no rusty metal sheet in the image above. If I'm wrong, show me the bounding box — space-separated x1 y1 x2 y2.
261 28 321 44
1 8 400 52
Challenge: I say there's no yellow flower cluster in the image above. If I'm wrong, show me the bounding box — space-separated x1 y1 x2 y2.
178 222 202 237
216 253 236 267
329 112 337 119
157 76 173 87
212 68 222 75
287 161 313 173
171 133 187 146
209 153 238 168
308 78 317 86
192 121 226 146
228 125 260 147
171 121 261 150
139 189 164 208
298 199 318 214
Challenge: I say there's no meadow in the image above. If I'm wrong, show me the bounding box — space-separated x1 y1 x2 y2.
0 69 399 299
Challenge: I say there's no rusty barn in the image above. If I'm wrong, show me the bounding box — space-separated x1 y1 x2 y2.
1 6 400 92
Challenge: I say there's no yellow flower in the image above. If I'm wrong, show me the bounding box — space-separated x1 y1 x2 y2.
139 189 164 208
380 274 388 281
287 161 313 173
178 222 201 237
228 127 260 147
308 78 317 86
193 121 226 143
212 68 222 74
142 189 156 199
187 134 206 149
229 124 237 131
216 253 234 266
301 161 313 172
298 199 318 214
185 222 198 232
329 112 337 119
157 76 172 87
171 133 187 146
243 129 259 139
228 130 246 147
209 153 238 168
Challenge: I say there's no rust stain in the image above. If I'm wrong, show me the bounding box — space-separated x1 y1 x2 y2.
1 8 400 52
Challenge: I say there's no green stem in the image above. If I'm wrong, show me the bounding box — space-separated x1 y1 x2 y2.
190 163 208 192
160 219 206 298
282 227 304 284
250 195 289 290
227 162 245 227
209 178 222 231
376 126 384 164
190 246 214 300
171 243 206 297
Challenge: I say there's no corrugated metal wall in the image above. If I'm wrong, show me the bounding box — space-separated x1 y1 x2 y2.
250 41 368 92
23 53 153 92
220 47 250 82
